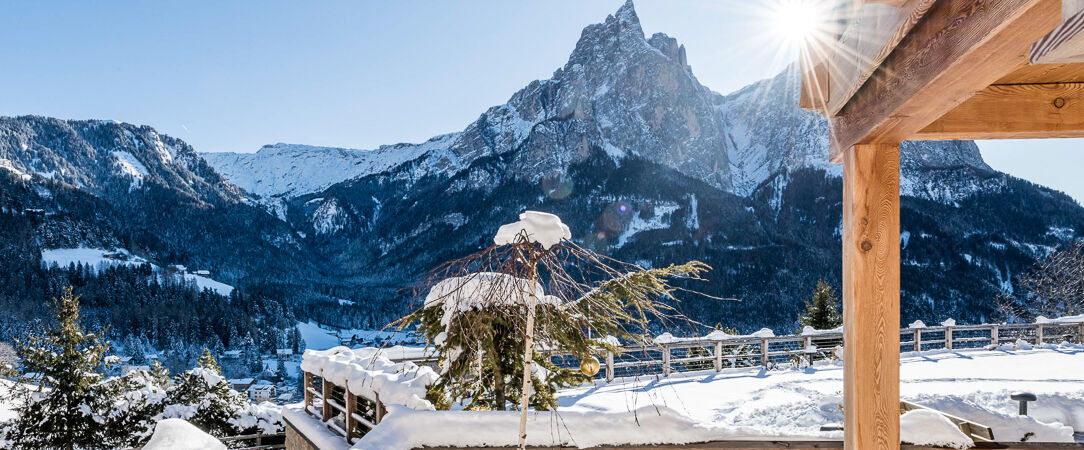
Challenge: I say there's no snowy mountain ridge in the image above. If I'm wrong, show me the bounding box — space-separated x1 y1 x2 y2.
201 0 996 205
201 134 459 200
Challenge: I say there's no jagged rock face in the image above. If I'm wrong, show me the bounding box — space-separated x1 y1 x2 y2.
203 0 994 205
0 116 240 204
433 1 732 190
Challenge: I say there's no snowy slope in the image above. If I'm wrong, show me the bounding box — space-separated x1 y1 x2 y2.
41 247 234 296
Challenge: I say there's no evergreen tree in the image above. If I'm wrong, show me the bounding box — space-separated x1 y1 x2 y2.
103 368 168 447
162 350 247 437
799 281 843 330
5 286 116 450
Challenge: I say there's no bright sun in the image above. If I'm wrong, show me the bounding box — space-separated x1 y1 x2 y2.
772 0 827 45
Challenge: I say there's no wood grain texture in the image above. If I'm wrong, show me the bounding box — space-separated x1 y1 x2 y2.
996 62 1084 84
826 0 936 116
917 82 1084 139
842 143 900 450
829 0 1060 162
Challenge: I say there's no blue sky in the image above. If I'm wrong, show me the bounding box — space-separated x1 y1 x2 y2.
2 1 1082 203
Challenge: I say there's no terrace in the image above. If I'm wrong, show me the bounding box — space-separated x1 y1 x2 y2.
283 0 1084 447
283 316 1084 448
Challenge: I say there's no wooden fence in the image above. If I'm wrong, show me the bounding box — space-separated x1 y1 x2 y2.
301 372 385 444
218 432 286 449
392 320 1084 382
573 321 1084 382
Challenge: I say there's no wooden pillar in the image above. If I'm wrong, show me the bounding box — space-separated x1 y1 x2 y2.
945 326 954 350
991 325 999 346
842 143 901 450
1036 325 1044 346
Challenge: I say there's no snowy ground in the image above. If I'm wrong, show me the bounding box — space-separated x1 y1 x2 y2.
349 345 1083 448
296 321 422 351
557 345 1084 443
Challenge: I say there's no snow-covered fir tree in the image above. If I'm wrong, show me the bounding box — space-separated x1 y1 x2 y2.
4 287 115 450
161 349 249 437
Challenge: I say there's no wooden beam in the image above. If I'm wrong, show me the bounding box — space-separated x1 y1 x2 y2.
829 0 1060 162
917 82 1084 140
825 0 936 116
842 143 900 450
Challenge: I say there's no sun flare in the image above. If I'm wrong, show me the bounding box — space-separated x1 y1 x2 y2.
771 0 828 46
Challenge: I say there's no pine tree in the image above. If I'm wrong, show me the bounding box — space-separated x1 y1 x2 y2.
400 231 710 411
5 286 116 450
799 281 843 330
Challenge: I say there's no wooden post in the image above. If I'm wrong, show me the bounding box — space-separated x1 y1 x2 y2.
714 342 723 372
661 346 671 377
375 393 385 423
914 329 921 352
345 391 357 442
760 339 769 368
991 325 999 346
1078 323 1084 344
1036 324 1044 345
945 326 954 350
842 143 901 450
321 377 332 422
605 351 615 382
805 336 814 366
303 372 313 413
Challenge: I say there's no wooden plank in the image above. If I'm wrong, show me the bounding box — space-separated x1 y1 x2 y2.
829 0 1060 162
842 143 900 450
916 82 1084 139
345 391 356 442
321 377 332 422
825 0 937 116
997 62 1084 84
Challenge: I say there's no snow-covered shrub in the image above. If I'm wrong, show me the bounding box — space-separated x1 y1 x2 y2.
161 351 251 437
103 363 170 447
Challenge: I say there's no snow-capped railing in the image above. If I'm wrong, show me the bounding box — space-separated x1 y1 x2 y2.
302 372 385 444
543 318 1084 382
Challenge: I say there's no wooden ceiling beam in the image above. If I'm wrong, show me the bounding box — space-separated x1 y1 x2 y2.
828 0 1060 162
824 0 936 116
916 82 1084 140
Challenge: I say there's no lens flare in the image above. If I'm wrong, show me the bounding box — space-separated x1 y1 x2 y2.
771 0 827 46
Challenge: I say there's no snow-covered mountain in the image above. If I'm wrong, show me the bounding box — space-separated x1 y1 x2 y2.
205 1 997 208
2 1 1082 335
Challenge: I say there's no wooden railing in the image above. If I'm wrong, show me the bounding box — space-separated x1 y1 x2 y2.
576 321 1084 382
219 432 286 449
302 372 385 444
